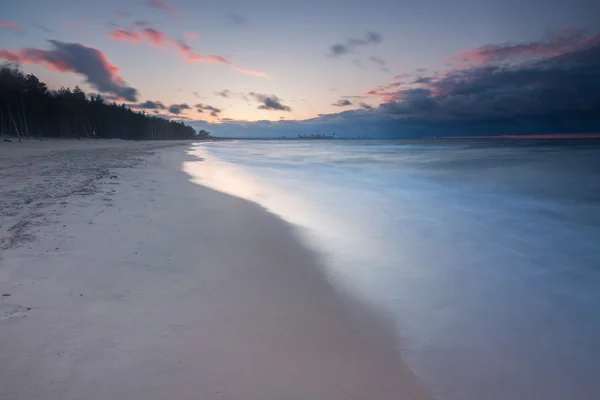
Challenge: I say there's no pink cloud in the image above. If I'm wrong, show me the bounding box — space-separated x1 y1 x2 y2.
109 28 141 43
0 41 137 101
230 66 270 78
184 32 199 41
176 40 192 53
185 54 231 64
109 27 172 48
184 54 269 77
0 20 22 31
445 28 599 65
142 28 168 47
148 0 177 15
0 48 72 72
393 73 411 80
108 25 268 78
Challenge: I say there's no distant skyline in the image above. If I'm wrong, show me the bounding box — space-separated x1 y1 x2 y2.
1 0 599 137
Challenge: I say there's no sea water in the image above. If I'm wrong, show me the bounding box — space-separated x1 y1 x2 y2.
184 139 600 400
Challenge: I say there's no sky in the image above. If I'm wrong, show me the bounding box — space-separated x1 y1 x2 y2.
1 0 599 137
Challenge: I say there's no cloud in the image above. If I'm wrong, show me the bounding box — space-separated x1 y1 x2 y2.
116 11 130 18
109 28 141 43
358 29 600 134
109 27 175 48
108 25 268 78
148 0 177 15
134 100 166 109
329 31 383 57
185 54 230 63
226 13 247 25
176 40 192 53
342 95 367 99
196 103 222 117
184 52 270 77
215 90 231 98
0 40 137 101
192 91 201 98
369 56 386 66
249 93 292 111
204 28 600 138
143 28 168 46
445 27 599 65
184 32 199 41
330 44 351 57
168 103 191 114
0 20 22 31
413 76 432 84
230 66 269 77
332 99 352 107
33 24 55 33
370 56 390 72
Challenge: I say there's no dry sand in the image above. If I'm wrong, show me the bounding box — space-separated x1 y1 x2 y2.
0 139 432 400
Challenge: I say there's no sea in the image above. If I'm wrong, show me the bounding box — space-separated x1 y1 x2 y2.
185 139 600 400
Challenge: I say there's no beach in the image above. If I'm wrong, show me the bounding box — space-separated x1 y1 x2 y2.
0 140 431 400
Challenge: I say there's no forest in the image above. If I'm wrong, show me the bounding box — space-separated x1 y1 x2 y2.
0 65 205 141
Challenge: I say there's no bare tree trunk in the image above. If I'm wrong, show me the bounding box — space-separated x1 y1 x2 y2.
5 100 22 142
20 92 29 137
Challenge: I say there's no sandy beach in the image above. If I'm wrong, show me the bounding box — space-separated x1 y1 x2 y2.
0 140 431 400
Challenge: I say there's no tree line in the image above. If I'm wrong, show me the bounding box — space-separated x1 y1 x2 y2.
1 65 207 141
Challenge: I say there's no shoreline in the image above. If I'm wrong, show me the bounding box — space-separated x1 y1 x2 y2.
0 140 432 399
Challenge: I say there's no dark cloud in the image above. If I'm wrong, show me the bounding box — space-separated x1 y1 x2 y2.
328 31 383 57
331 44 351 57
445 28 597 65
136 100 166 109
332 99 352 107
226 13 247 25
168 103 191 114
413 76 432 84
249 92 292 111
369 56 390 72
0 40 138 101
359 29 600 134
206 29 600 138
192 91 200 98
215 89 231 98
382 38 600 123
33 24 55 33
370 56 386 66
342 95 367 99
195 103 222 117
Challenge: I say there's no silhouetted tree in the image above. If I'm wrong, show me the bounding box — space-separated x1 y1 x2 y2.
0 65 199 141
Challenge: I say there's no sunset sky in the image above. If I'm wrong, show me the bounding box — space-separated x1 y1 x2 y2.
1 0 599 137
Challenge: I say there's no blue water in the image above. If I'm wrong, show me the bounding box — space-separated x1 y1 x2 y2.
185 139 600 400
